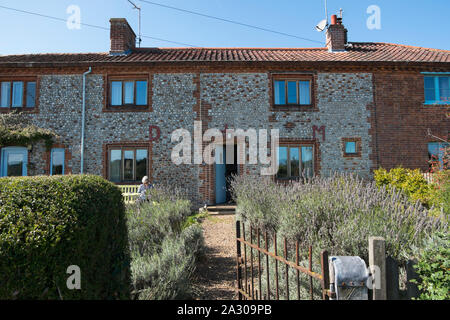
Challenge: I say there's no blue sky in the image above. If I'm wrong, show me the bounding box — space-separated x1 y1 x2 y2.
0 0 449 55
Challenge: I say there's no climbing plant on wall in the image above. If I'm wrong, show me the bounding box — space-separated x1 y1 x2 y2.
0 112 57 150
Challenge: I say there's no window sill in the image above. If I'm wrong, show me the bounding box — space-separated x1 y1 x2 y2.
104 105 151 112
423 102 450 106
0 107 37 113
343 153 362 158
271 104 317 112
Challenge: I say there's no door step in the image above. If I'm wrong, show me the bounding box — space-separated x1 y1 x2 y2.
202 205 236 215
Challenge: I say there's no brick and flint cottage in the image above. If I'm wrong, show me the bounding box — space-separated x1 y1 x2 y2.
0 16 449 205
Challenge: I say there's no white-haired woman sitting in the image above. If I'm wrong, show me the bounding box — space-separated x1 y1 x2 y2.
137 176 153 203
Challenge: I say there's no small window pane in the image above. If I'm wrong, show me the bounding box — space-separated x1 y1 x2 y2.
51 149 64 175
301 146 313 177
123 150 134 181
439 77 450 102
110 150 122 182
111 81 122 106
274 80 286 105
277 147 288 178
287 81 297 104
136 81 148 105
290 147 300 177
26 82 36 107
424 77 436 101
124 81 134 104
299 81 311 105
136 149 148 182
12 82 23 107
345 141 357 154
1 82 11 107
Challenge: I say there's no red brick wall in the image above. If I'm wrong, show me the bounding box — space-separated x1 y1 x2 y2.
373 71 449 171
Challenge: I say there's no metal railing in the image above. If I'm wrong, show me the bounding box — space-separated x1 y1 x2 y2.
236 220 333 300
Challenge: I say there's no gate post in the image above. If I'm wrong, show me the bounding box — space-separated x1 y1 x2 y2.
369 236 387 300
320 250 330 300
236 220 243 300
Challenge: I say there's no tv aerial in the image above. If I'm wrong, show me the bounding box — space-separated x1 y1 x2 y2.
127 0 142 47
315 0 329 32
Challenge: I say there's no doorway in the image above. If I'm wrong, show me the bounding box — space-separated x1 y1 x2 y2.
215 144 238 204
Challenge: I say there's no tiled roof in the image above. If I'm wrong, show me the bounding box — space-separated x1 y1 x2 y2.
0 42 449 66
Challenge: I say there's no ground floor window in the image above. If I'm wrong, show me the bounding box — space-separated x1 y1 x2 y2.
50 148 65 175
1 147 28 177
108 146 148 183
428 142 449 169
277 145 314 180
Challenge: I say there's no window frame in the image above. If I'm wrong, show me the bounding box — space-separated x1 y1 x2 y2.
342 137 362 158
0 146 28 177
105 74 150 111
50 148 65 176
276 143 315 180
422 73 450 105
271 73 316 111
105 143 150 184
0 77 38 113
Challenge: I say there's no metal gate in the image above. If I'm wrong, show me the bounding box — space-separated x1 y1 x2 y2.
236 220 334 300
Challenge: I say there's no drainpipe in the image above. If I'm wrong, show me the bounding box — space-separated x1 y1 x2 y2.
81 67 92 174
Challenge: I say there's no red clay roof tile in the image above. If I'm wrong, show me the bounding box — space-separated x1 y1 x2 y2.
0 42 449 65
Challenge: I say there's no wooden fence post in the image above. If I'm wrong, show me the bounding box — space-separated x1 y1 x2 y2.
369 236 387 300
236 221 242 300
320 250 330 300
406 259 420 299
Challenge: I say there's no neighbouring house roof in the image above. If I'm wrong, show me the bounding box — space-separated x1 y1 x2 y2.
0 42 449 67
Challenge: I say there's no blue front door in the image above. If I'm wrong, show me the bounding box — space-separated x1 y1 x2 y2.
215 145 226 204
1 147 28 177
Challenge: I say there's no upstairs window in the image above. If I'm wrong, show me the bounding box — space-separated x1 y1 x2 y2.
424 75 450 104
0 79 37 109
108 77 148 108
274 78 311 106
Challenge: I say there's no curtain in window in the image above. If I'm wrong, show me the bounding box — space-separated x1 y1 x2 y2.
301 146 313 177
274 81 286 105
424 77 436 101
299 81 310 105
1 82 10 107
12 82 23 107
124 81 134 104
111 81 122 106
287 81 297 104
439 77 450 102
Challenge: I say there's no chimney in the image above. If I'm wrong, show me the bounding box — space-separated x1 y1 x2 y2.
110 18 136 55
326 14 348 52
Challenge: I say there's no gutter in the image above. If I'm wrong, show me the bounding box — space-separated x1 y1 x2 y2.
81 67 92 174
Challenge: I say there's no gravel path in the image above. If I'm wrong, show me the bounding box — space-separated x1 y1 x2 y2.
194 214 237 300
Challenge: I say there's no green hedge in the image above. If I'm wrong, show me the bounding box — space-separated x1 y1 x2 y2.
374 167 435 208
0 175 131 299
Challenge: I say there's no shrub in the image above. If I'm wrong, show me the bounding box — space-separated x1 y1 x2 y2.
431 170 450 215
232 173 447 264
412 232 450 300
127 186 204 300
374 167 435 208
231 173 448 299
0 175 131 300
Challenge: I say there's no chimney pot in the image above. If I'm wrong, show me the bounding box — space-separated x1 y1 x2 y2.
330 15 337 25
